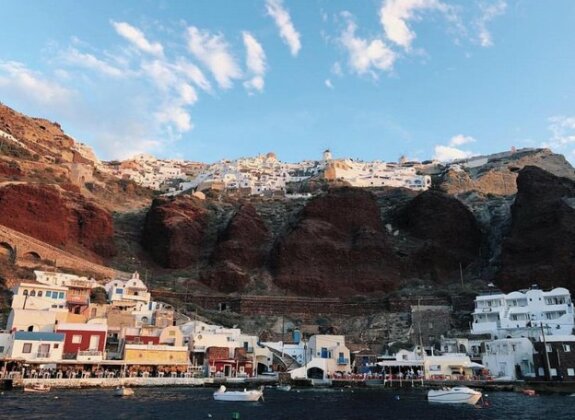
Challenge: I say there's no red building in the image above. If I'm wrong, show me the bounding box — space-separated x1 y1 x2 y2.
207 346 254 377
56 323 107 359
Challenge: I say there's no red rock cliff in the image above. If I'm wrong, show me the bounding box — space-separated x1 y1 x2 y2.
0 184 116 259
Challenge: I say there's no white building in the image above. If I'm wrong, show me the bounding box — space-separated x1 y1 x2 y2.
105 272 151 305
482 337 536 380
471 287 574 339
11 282 68 311
6 331 65 363
289 335 351 380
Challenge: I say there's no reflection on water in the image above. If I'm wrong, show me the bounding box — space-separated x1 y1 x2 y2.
0 387 571 420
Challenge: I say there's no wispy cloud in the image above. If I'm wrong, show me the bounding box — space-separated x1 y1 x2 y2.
325 79 334 89
60 48 126 78
0 60 75 107
111 21 164 56
449 134 476 146
475 0 507 47
173 58 212 93
185 26 242 89
266 0 301 56
242 31 267 93
433 133 476 161
543 116 575 152
379 0 455 51
339 12 396 77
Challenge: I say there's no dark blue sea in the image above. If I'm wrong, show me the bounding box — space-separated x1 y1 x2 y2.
1 387 573 419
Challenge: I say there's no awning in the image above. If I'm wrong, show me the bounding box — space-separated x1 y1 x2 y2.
377 361 424 367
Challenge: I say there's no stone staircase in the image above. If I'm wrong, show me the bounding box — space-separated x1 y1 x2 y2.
266 346 301 371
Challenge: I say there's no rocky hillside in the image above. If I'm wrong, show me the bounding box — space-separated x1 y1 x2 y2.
498 166 575 292
139 151 575 299
0 183 116 261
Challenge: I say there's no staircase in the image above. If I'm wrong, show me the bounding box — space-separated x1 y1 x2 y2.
266 346 301 371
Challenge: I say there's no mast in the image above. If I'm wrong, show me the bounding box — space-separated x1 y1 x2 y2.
540 322 552 381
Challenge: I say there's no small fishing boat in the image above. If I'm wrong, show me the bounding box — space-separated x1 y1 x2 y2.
276 384 291 391
114 386 135 397
427 386 482 405
213 385 263 402
24 383 51 393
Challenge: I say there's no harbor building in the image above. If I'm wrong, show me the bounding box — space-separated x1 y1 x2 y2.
471 286 574 339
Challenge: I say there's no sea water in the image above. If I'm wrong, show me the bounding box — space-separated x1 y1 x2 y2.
0 387 572 419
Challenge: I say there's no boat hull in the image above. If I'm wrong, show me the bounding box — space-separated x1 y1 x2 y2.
427 388 482 405
213 385 263 401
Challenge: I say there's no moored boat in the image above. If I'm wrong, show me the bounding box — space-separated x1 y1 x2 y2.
277 384 291 391
213 385 263 402
24 383 51 393
427 386 482 405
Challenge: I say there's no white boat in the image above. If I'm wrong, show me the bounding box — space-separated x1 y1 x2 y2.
276 384 291 391
114 386 135 397
24 383 51 393
213 385 263 402
427 387 482 405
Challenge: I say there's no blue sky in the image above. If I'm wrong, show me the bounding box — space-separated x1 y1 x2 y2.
0 0 574 163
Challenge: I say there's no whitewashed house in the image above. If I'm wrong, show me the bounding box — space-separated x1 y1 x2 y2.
471 287 574 339
482 337 536 380
6 331 65 363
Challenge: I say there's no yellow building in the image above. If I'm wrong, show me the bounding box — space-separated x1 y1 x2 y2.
124 344 189 365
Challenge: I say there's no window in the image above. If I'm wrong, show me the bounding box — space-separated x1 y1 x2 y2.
568 369 575 376
30 290 36 297
72 335 82 344
564 344 571 352
23 289 29 296
546 344 552 353
0 346 4 353
22 343 32 353
37 291 43 297
538 367 544 376
46 291 52 298
54 344 59 349
428 322 433 329
551 368 557 377
59 292 65 299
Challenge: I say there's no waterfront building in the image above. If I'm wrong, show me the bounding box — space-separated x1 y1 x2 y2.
533 335 575 381
289 335 351 380
481 337 536 380
6 331 65 364
471 286 574 339
123 344 189 366
56 323 107 361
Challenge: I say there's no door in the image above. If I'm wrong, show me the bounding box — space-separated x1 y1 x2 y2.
89 335 100 350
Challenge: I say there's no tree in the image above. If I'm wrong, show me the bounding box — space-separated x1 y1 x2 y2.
90 287 108 304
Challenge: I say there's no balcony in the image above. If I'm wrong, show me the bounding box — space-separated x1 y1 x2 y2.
337 357 349 365
36 352 51 359
77 350 103 362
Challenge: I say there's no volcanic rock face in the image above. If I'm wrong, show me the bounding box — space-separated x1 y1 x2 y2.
498 166 575 291
0 184 116 259
141 196 209 268
440 148 575 196
394 190 483 281
201 204 271 292
270 188 401 297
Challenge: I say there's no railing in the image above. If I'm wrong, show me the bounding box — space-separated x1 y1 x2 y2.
337 357 349 365
78 350 102 357
36 352 50 358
